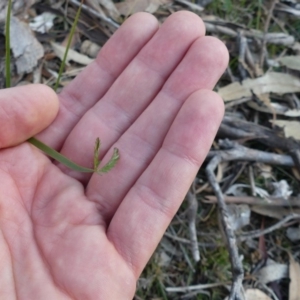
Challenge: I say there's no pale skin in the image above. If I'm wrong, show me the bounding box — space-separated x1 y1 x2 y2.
0 11 228 300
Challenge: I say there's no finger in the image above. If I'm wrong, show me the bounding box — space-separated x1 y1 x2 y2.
107 90 224 277
55 11 206 181
36 12 159 149
86 36 228 222
0 84 59 149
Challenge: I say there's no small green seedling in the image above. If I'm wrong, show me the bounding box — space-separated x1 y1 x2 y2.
28 137 119 174
5 0 119 174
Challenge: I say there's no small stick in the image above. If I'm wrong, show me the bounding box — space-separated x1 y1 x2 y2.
238 214 300 241
206 155 245 300
69 0 120 30
207 139 295 167
259 0 278 67
187 187 200 261
204 195 300 207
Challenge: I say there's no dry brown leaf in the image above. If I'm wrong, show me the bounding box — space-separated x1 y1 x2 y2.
258 163 273 180
284 109 300 117
218 81 251 102
270 120 300 140
116 0 170 16
8 16 44 74
218 72 300 102
255 261 288 284
278 56 300 71
245 289 272 300
247 101 300 116
51 42 94 66
29 12 56 34
251 206 300 220
0 0 36 22
227 204 251 231
289 254 300 300
286 227 300 242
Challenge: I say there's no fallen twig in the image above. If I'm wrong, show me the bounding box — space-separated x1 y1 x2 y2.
166 282 227 293
206 153 245 300
187 187 200 262
238 214 300 241
69 0 120 30
204 195 300 207
260 0 278 67
205 138 299 299
207 139 295 167
204 21 295 46
164 231 216 247
217 118 300 171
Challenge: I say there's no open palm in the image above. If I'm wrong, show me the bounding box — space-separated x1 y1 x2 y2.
0 12 228 299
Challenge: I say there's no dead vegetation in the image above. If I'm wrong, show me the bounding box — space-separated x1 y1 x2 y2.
1 0 300 299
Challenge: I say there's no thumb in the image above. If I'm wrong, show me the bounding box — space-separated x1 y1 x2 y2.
0 84 59 148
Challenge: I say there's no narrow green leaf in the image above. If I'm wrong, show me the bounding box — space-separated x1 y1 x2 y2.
54 0 83 91
27 137 94 173
93 137 101 170
98 148 120 174
5 0 12 88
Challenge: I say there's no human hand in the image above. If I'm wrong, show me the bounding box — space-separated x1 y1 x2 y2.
0 11 228 299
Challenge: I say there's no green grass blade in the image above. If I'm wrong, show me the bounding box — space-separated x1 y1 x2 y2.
5 0 12 88
54 0 83 91
98 148 120 174
27 137 95 173
94 137 101 170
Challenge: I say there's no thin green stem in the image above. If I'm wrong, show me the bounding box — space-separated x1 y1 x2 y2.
5 0 12 88
28 137 94 172
27 137 120 174
54 0 83 91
